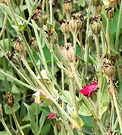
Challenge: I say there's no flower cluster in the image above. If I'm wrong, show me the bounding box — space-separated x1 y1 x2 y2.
47 112 58 121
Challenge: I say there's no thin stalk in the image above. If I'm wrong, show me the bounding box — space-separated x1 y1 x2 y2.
110 100 114 131
66 13 70 21
79 30 84 60
50 0 53 24
94 35 100 61
116 61 122 82
11 107 24 135
115 1 122 51
101 31 105 54
64 34 67 44
70 62 82 89
1 117 12 135
94 119 98 135
36 104 38 134
42 0 45 14
51 43 54 77
106 18 110 54
73 33 77 53
21 0 23 15
110 77 122 133
46 0 49 20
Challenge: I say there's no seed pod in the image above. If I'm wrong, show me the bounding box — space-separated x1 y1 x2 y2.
69 14 83 34
93 0 101 6
62 43 75 62
103 66 115 77
61 20 69 34
90 16 102 35
105 7 115 20
63 0 72 14
4 92 15 108
29 37 39 52
13 37 26 57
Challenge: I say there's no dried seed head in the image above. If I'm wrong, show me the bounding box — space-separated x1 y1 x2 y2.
90 16 102 35
93 0 101 6
32 9 44 27
62 43 75 62
29 37 39 52
4 92 15 108
61 20 70 34
63 0 72 14
69 14 83 34
8 51 22 68
105 7 115 20
13 37 26 57
102 54 116 77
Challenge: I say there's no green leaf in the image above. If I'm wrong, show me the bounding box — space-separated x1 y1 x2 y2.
24 103 36 135
39 112 46 134
11 85 20 102
5 103 20 114
0 131 9 135
118 82 122 103
78 103 92 116
41 123 51 135
79 115 94 128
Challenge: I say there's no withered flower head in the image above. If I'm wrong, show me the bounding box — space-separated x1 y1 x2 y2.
45 28 58 44
4 92 15 108
69 13 83 34
105 7 115 20
8 51 22 68
102 54 116 77
61 20 69 34
32 9 43 27
62 43 75 62
93 0 101 6
90 16 102 35
63 0 72 14
13 36 26 57
29 37 39 52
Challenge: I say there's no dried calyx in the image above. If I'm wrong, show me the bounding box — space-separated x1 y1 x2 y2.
63 0 72 14
102 54 116 77
90 16 102 35
105 7 115 20
62 43 75 62
29 37 39 52
32 9 44 27
69 13 83 34
8 51 22 68
93 0 101 6
13 36 26 57
107 80 119 99
4 92 15 108
61 20 69 34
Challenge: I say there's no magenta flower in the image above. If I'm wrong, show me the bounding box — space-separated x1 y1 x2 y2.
79 82 99 97
47 112 58 121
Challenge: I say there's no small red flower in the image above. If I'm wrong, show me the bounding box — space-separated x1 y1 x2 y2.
79 82 99 97
47 112 58 121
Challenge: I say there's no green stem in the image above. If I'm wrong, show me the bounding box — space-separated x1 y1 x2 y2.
115 1 122 51
1 117 12 135
73 33 77 53
11 107 24 135
106 18 110 54
116 61 122 82
36 104 38 134
50 0 53 24
46 0 49 20
79 30 84 60
94 35 100 61
110 77 122 133
94 119 98 135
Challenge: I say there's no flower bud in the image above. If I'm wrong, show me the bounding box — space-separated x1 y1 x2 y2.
4 92 15 108
61 20 69 34
13 37 26 57
69 14 83 34
90 16 102 35
29 37 39 52
105 7 115 20
93 0 101 6
63 0 72 14
62 43 75 62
